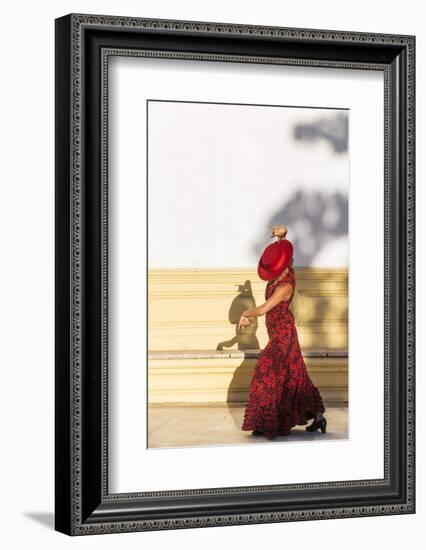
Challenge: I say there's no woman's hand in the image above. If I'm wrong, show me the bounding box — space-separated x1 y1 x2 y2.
238 314 251 331
269 224 287 240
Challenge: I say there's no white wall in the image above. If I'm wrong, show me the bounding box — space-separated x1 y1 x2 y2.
0 1 423 549
148 100 349 267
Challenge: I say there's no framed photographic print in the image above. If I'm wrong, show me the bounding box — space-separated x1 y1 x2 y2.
55 13 416 535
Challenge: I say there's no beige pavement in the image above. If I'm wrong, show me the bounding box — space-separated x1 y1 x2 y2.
148 403 348 449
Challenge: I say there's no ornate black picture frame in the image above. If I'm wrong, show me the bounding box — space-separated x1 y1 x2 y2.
55 13 415 535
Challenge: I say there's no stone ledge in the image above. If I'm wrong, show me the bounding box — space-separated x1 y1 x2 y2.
148 348 348 360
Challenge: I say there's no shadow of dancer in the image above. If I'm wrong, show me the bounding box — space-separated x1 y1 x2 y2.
226 355 257 430
216 280 260 351
216 280 264 430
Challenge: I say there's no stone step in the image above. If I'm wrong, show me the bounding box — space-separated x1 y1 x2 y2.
148 348 348 360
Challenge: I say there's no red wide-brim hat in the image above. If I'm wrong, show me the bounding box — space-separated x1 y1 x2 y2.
257 239 293 281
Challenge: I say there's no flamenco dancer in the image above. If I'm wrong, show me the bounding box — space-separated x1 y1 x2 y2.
240 225 327 439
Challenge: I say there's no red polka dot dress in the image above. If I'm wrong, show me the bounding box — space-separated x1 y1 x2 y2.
241 267 326 438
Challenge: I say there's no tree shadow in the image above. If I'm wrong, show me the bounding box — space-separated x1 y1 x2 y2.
253 190 348 267
293 112 348 153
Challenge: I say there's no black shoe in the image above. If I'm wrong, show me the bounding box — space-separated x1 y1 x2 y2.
305 416 327 433
252 430 264 436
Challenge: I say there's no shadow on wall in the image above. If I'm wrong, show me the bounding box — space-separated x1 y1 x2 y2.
255 190 348 267
293 112 349 153
219 282 260 422
216 280 260 351
226 356 254 428
216 280 259 421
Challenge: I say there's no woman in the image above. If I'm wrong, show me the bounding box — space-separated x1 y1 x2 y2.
239 225 326 439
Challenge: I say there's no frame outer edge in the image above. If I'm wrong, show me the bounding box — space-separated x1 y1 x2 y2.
59 13 416 535
55 14 73 536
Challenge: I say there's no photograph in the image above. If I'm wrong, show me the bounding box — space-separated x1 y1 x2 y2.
147 100 349 449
